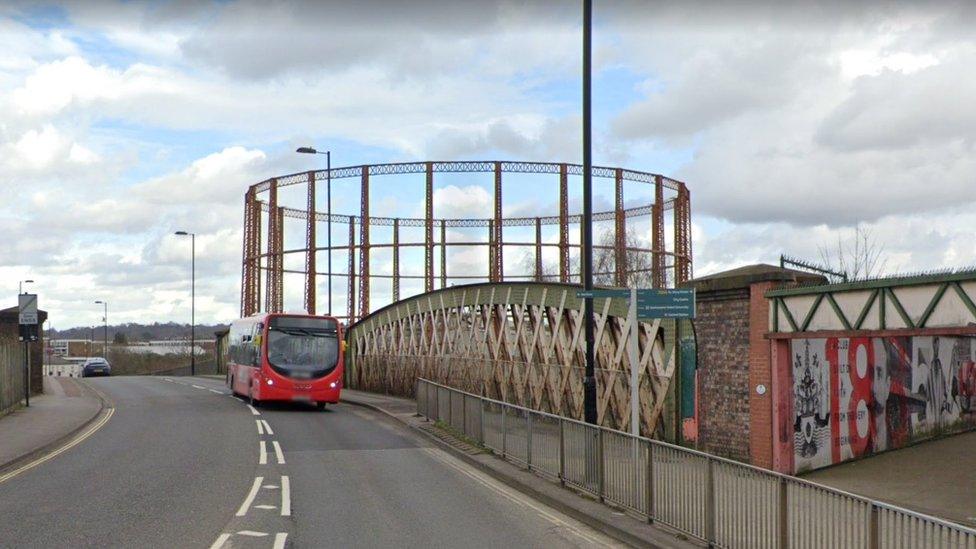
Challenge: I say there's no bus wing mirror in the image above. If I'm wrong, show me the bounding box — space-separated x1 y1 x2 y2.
253 334 262 346
341 340 347 353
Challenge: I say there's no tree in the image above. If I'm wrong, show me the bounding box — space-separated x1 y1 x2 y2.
113 332 128 345
818 224 888 281
519 225 658 287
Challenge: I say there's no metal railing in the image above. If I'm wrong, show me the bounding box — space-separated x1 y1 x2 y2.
416 378 976 549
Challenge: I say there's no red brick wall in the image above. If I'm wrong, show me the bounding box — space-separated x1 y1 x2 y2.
695 289 751 461
748 282 775 468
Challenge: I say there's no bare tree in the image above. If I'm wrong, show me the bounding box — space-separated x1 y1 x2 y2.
818 224 888 281
519 226 656 287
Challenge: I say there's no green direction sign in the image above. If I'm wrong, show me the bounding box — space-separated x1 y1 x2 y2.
636 289 696 319
575 289 630 299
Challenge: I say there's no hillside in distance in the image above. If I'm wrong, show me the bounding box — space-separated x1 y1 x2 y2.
49 321 229 342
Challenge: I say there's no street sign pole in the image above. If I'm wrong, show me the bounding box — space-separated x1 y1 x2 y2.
581 0 596 426
629 287 639 437
19 293 38 407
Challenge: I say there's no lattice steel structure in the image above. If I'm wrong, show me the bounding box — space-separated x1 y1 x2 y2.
346 282 690 437
240 161 693 321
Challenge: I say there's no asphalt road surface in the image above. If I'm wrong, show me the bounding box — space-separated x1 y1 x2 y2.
0 376 621 548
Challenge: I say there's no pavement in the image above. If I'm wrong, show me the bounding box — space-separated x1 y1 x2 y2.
804 429 976 527
0 376 105 471
0 375 635 548
339 388 700 549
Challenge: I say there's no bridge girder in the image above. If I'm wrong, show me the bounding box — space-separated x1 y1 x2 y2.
346 282 686 438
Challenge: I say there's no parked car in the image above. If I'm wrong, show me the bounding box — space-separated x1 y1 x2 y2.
82 358 112 377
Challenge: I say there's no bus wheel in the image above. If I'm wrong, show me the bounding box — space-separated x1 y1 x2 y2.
315 402 326 411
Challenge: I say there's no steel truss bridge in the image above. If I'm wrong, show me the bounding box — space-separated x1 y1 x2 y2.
345 282 692 438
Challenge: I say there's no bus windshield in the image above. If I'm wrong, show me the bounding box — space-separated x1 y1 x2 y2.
266 317 339 379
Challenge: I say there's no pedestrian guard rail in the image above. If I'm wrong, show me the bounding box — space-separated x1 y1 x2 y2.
416 378 976 549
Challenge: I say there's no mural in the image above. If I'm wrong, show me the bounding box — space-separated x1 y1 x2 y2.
779 335 976 473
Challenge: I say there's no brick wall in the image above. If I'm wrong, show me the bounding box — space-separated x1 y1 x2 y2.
695 289 751 461
748 282 775 468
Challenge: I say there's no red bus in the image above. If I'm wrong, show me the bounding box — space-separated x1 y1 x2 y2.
227 313 343 409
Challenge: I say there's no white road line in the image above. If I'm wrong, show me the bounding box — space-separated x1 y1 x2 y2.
192 384 206 389
237 530 269 537
256 419 265 435
280 475 291 516
208 533 231 549
272 441 285 464
246 404 260 416
0 408 114 485
208 389 223 394
254 504 276 510
421 447 605 546
259 441 268 465
273 533 288 549
260 419 273 435
236 476 264 516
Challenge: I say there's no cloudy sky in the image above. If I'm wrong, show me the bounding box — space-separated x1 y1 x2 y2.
2 0 974 330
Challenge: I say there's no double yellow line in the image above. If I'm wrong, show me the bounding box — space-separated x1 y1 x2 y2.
0 394 115 485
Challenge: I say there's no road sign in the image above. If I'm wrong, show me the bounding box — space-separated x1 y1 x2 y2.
18 293 38 325
635 288 696 319
575 289 630 299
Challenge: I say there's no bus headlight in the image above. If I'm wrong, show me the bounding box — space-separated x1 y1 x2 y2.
267 379 274 385
330 382 337 388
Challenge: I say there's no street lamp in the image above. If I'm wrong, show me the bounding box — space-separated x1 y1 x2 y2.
296 146 332 316
94 300 108 357
19 279 34 294
175 231 196 376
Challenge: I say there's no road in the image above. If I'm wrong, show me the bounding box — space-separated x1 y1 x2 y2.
0 376 620 548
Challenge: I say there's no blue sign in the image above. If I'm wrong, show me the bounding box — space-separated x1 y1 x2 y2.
636 289 696 319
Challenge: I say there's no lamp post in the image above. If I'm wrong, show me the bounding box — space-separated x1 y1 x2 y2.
19 279 34 294
581 0 597 425
296 146 332 316
94 300 108 357
175 231 196 376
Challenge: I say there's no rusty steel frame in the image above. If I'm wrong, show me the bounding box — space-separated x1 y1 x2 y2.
304 171 316 314
242 160 692 324
358 167 370 319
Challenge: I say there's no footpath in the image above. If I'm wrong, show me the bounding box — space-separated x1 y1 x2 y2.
0 377 105 474
340 388 700 549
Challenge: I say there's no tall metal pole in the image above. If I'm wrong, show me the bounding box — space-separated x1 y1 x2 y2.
582 0 597 425
327 151 332 316
191 233 196 376
103 302 107 357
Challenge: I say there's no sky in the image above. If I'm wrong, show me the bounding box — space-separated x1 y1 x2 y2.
1 0 975 330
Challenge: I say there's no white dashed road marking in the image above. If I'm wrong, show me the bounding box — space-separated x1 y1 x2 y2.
256 419 273 435
208 533 231 549
208 389 224 394
236 476 264 517
237 530 269 537
259 441 268 465
273 533 288 549
280 476 291 516
272 441 285 465
192 384 206 389
246 404 260 416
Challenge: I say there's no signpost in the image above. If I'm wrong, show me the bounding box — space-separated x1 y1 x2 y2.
577 288 695 436
18 294 38 407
